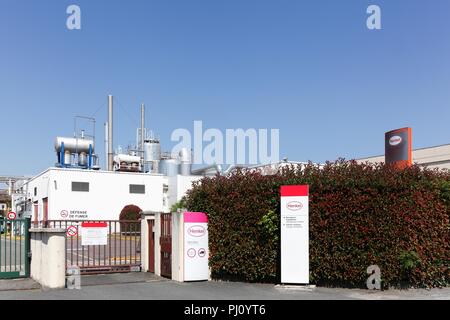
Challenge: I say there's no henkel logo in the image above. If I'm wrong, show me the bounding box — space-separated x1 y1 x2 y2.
287 201 303 211
187 225 206 237
389 136 402 146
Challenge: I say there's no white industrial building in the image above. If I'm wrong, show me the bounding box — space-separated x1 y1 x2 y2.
14 167 201 224
356 143 450 170
11 96 204 222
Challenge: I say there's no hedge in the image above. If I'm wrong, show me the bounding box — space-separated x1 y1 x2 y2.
184 160 450 288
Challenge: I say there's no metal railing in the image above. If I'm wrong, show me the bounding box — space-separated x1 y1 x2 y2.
46 220 141 275
0 218 30 279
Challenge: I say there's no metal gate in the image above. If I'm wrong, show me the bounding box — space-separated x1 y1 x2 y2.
160 213 172 278
48 220 141 275
0 218 30 279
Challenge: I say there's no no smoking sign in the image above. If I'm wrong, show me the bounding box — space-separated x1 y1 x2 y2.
7 212 16 220
67 225 78 237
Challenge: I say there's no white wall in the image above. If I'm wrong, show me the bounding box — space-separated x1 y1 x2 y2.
23 168 204 222
167 175 203 208
25 168 164 221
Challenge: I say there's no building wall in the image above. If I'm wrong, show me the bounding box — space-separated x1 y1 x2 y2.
356 144 450 170
25 168 165 221
167 175 203 209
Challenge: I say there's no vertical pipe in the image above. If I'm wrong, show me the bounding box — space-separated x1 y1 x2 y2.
104 122 108 170
140 103 145 172
88 144 93 169
108 95 114 171
140 103 145 151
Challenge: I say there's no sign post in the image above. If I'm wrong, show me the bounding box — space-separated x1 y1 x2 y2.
280 185 309 284
183 212 209 281
385 127 412 169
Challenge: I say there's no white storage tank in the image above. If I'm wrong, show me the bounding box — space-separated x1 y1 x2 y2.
179 148 192 176
159 159 180 176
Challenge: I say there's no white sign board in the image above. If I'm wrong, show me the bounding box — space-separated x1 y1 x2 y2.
81 222 108 246
280 185 309 284
184 212 209 281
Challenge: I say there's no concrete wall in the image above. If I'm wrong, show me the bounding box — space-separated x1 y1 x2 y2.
30 228 66 289
171 212 184 282
167 175 203 208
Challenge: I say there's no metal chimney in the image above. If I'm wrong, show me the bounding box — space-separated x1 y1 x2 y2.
108 95 113 171
140 103 145 154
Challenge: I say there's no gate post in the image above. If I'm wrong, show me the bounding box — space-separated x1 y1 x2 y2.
140 211 156 273
154 212 161 276
171 211 184 282
29 228 66 289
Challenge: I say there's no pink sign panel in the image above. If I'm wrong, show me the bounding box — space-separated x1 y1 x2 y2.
184 212 208 223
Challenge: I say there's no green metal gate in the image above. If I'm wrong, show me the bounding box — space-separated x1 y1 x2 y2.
0 218 30 279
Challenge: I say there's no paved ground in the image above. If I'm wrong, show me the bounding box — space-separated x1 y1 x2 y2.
0 278 40 291
0 273 448 300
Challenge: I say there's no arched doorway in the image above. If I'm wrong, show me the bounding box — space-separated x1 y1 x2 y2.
119 204 143 221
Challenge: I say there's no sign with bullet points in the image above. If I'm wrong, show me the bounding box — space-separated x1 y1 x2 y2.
280 185 309 284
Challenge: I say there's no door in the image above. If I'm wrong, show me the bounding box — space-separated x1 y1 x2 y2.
33 202 38 227
43 198 48 227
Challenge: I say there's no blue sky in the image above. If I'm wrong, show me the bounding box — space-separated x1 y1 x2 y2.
1 0 449 176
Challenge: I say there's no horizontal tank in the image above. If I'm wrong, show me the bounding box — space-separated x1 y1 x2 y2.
55 137 95 153
114 154 141 172
159 159 180 176
114 154 141 164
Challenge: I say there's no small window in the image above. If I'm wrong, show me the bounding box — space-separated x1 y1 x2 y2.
72 182 89 192
34 187 37 196
129 184 145 194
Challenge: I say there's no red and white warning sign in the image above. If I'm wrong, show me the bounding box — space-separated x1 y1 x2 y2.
81 222 108 246
7 212 16 220
67 225 78 237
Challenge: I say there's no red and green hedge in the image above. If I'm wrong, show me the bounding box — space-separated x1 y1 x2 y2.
184 160 450 288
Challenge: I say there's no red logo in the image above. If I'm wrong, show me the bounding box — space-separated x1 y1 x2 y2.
60 210 69 218
187 225 206 237
287 201 303 211
389 136 402 146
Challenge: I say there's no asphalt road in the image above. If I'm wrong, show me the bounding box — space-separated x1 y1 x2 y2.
0 273 448 300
